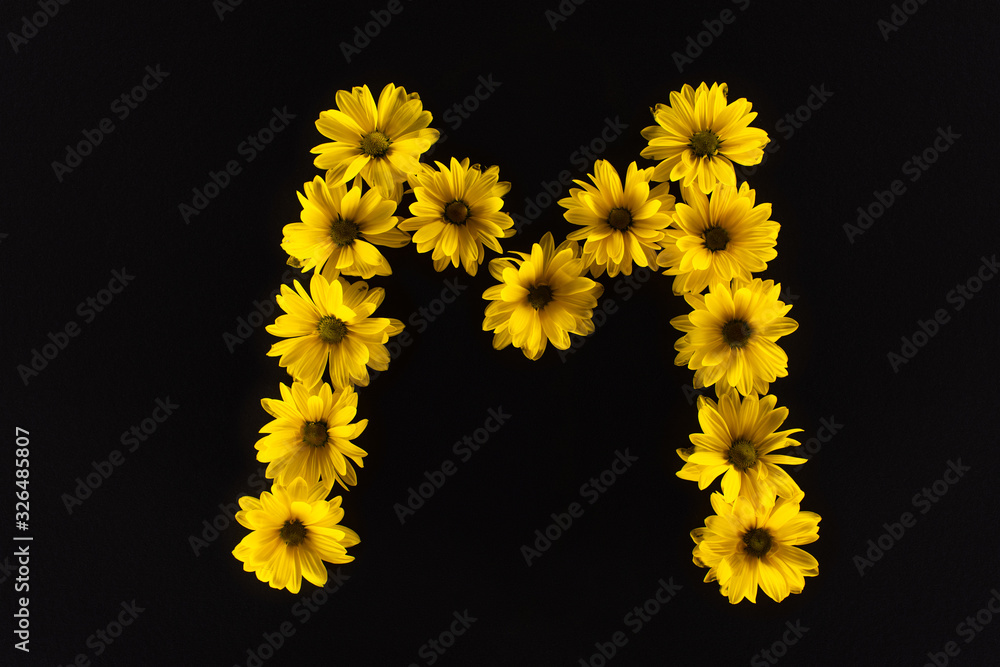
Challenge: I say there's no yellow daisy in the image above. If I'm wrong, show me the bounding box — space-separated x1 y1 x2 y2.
307 177 403 283
280 174 409 279
232 477 359 594
312 83 439 197
658 182 778 294
256 381 368 490
691 492 820 604
676 391 806 507
558 160 675 278
641 82 769 194
266 273 404 389
398 158 515 276
483 231 604 360
671 278 797 397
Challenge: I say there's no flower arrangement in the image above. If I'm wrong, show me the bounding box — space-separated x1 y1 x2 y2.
232 80 820 603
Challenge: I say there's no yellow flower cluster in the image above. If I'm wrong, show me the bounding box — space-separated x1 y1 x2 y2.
232 79 821 603
234 82 523 593
482 81 820 603
640 82 819 604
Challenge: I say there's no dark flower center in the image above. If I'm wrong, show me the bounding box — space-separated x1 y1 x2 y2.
317 316 348 344
728 438 758 470
360 130 391 158
279 519 307 547
444 200 470 225
721 319 752 348
330 217 361 246
302 421 328 448
742 527 772 558
703 226 730 251
608 207 633 230
527 285 553 310
690 129 721 158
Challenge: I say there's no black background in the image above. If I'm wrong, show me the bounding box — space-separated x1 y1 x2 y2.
5 1 1000 665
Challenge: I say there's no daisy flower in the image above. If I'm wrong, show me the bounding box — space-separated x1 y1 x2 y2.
558 160 675 278
266 273 404 389
676 391 806 507
311 83 439 197
280 174 409 279
641 82 769 194
398 158 515 276
483 231 603 360
671 278 797 397
256 381 369 490
657 182 779 294
691 492 820 604
232 477 359 594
